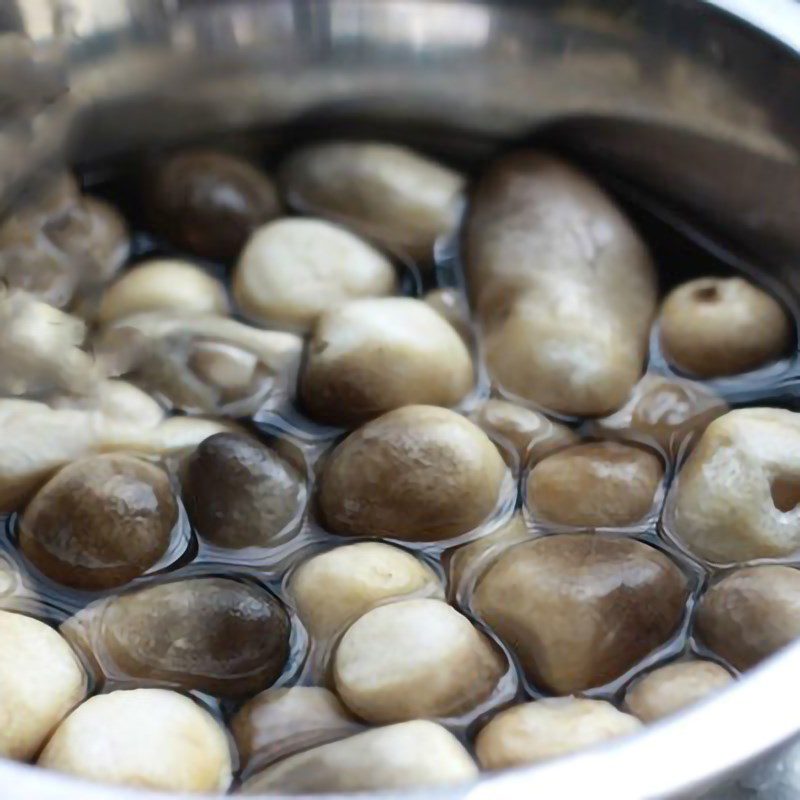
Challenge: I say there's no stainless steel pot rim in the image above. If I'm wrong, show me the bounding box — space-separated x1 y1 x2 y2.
1 0 800 798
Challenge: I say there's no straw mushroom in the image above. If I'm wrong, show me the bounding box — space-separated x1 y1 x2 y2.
97 259 228 323
623 660 733 722
279 141 465 261
183 432 306 548
695 566 800 671
234 218 395 329
231 687 361 774
659 277 791 377
333 598 504 723
62 577 290 697
669 408 800 563
473 534 688 694
144 149 281 261
319 406 508 541
241 720 477 794
290 542 443 641
19 454 177 590
300 297 473 425
465 152 656 416
0 610 86 761
39 688 232 792
475 698 641 769
526 441 663 527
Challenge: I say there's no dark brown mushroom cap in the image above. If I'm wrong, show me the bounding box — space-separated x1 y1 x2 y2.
19 454 176 590
318 405 507 541
144 149 281 261
183 433 305 548
695 566 800 671
473 534 688 694
92 576 290 697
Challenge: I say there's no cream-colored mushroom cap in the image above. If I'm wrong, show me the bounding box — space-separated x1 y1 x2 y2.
659 277 791 377
234 218 395 329
39 689 232 793
300 297 473 425
623 660 733 722
333 598 504 723
476 698 642 769
279 141 465 260
98 259 228 323
670 408 800 563
241 720 477 794
0 610 86 761
319 405 507 541
291 542 443 640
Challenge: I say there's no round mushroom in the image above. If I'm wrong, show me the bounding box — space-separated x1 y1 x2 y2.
695 566 800 671
475 698 642 769
19 454 177 590
183 432 306 548
592 374 727 458
278 141 465 262
472 399 577 463
290 541 444 641
0 610 86 760
319 405 508 541
241 720 477 795
669 408 800 563
62 577 290 697
659 277 791 377
623 660 733 722
300 297 473 426
231 687 362 775
234 218 396 329
144 149 281 261
526 441 663 527
39 688 232 793
333 598 505 723
465 152 657 416
97 259 229 324
473 534 688 694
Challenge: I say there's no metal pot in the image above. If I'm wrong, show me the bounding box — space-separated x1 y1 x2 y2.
2 0 800 797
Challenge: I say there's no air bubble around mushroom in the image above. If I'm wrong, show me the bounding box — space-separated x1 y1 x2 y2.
39 688 232 793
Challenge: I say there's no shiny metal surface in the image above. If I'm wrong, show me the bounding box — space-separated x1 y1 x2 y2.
1 0 800 797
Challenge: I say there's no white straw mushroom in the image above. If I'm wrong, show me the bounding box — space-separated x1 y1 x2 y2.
234 218 396 329
39 688 232 793
0 610 86 761
241 720 477 794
